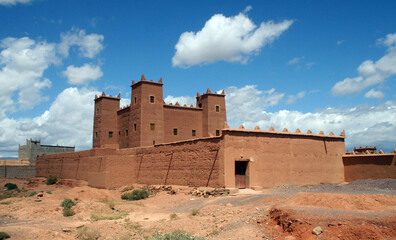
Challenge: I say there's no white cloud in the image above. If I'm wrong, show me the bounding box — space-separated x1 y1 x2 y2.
58 28 104 58
164 95 196 106
306 62 315 69
0 37 58 116
337 40 345 45
0 87 100 157
224 85 396 151
225 85 284 126
287 56 303 65
172 10 293 67
286 91 306 104
365 89 384 99
63 63 103 85
0 0 32 6
243 5 252 13
332 32 396 96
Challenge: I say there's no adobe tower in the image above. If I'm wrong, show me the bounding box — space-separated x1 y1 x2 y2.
93 74 227 149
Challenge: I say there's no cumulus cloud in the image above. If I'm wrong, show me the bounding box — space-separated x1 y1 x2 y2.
365 89 384 99
62 63 103 85
224 85 396 151
225 85 284 126
0 87 99 157
0 37 58 116
332 32 396 96
286 91 306 104
172 10 293 67
58 28 104 58
160 85 396 152
0 0 32 6
337 40 345 45
164 95 196 106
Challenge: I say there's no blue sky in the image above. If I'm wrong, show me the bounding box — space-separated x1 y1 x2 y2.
0 0 395 157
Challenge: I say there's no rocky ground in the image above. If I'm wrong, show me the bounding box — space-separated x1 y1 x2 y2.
0 178 395 240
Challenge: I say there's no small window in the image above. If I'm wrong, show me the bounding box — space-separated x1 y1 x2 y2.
215 105 220 112
192 130 196 136
216 130 220 136
150 95 155 103
126 130 129 136
173 128 178 136
109 131 113 138
153 140 155 145
134 124 137 131
134 97 137 104
198 103 202 108
150 123 155 131
96 108 99 114
118 131 121 136
95 132 98 138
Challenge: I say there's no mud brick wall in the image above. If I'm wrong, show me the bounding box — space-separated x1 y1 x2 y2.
343 154 396 181
132 138 223 188
36 148 117 188
0 166 36 178
223 130 346 188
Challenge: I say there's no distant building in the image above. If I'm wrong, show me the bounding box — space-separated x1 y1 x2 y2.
18 139 75 164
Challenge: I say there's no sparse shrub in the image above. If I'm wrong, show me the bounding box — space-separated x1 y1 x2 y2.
29 191 37 197
121 189 149 201
0 232 10 239
61 198 76 209
76 226 100 240
63 208 75 217
170 213 178 220
46 191 52 194
61 198 76 217
0 202 11 205
191 209 199 216
150 230 204 240
100 196 115 209
46 175 58 185
4 183 17 191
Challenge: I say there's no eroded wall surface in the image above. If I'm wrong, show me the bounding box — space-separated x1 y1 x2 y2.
343 154 396 181
36 138 223 188
222 130 346 188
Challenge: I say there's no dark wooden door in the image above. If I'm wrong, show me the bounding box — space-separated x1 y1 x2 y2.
235 161 248 188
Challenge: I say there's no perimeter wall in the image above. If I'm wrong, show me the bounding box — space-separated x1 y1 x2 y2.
343 153 396 182
222 129 345 188
36 138 223 188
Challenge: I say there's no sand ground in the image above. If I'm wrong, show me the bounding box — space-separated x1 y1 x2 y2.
0 178 395 240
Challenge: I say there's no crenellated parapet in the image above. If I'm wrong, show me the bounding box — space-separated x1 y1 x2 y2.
131 74 163 87
95 92 121 101
222 124 345 139
196 88 225 100
345 146 395 155
163 101 202 110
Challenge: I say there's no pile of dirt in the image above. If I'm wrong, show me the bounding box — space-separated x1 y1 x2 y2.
269 207 396 240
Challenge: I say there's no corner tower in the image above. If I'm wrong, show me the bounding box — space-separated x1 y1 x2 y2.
129 74 165 147
93 92 120 148
196 89 227 137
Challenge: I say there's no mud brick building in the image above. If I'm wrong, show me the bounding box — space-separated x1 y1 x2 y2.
93 74 226 149
36 74 394 189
